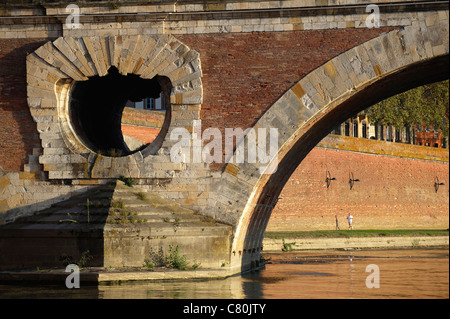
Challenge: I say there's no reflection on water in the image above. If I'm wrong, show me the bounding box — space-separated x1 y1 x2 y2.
252 248 449 299
0 248 448 299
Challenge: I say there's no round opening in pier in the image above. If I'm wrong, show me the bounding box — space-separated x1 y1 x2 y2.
69 67 170 156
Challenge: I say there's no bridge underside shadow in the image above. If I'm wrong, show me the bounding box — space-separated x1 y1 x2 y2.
0 184 113 271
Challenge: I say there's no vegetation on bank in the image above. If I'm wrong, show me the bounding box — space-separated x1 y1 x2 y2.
265 229 449 239
143 244 201 271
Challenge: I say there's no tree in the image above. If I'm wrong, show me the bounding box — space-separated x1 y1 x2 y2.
421 80 449 137
366 80 449 141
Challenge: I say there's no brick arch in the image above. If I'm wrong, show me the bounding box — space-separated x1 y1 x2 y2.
217 12 449 272
26 35 202 179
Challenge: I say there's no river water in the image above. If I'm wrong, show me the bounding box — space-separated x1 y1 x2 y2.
0 248 448 299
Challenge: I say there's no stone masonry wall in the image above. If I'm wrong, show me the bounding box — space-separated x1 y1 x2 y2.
0 28 393 221
267 135 449 231
0 1 448 229
0 39 44 172
0 25 446 221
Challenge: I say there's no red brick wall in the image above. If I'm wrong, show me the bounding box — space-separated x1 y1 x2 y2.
180 29 392 132
0 39 47 172
267 144 449 231
178 28 392 169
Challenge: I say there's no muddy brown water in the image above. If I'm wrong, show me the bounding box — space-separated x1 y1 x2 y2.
0 248 447 299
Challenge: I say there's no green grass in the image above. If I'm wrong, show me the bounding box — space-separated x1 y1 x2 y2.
264 229 449 239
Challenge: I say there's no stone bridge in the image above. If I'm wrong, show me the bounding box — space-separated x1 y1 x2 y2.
0 0 448 274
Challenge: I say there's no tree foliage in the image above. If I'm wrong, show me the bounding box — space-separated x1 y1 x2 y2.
366 80 449 137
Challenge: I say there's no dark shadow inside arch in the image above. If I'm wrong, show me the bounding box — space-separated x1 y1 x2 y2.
69 66 171 157
241 54 449 272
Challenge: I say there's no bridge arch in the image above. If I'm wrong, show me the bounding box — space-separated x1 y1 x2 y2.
218 12 449 271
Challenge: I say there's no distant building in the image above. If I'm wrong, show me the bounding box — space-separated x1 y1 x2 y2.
332 113 448 149
415 123 447 148
125 92 167 111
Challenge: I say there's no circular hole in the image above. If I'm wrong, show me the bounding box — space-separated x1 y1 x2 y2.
69 67 170 157
121 92 167 153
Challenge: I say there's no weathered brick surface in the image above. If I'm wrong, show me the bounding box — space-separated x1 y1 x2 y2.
177 28 392 169
182 28 392 130
267 146 449 231
121 125 161 144
0 39 46 172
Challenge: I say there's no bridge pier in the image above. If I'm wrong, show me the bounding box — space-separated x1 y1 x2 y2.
0 181 233 272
